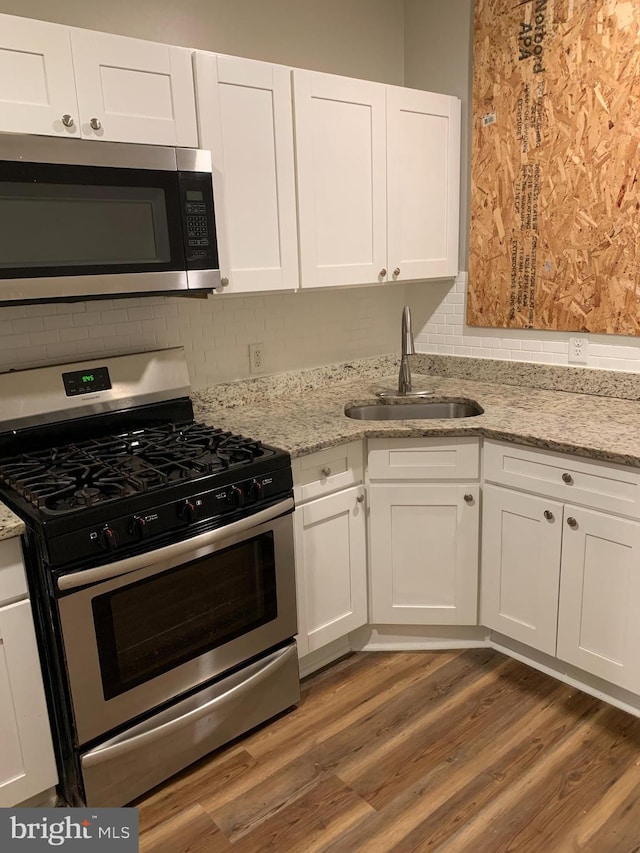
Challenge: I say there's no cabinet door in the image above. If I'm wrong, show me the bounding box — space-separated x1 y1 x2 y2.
195 53 298 292
70 29 198 146
369 484 478 625
0 600 57 807
294 486 367 655
557 506 640 692
293 70 387 288
387 86 460 281
481 485 562 656
0 14 79 137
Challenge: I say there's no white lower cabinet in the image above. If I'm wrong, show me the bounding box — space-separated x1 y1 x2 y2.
293 442 367 657
369 483 479 624
557 506 640 692
367 438 480 626
483 441 640 695
0 539 57 807
481 485 562 656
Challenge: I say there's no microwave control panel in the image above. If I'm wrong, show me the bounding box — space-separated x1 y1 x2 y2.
178 172 219 270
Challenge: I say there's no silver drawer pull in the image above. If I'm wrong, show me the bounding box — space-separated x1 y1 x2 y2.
321 467 331 477
567 516 578 529
562 472 573 484
544 510 554 521
62 114 75 128
90 117 102 131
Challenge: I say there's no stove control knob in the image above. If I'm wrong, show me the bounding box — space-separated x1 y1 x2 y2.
99 527 118 552
228 485 245 508
179 500 199 524
130 515 148 540
247 480 263 502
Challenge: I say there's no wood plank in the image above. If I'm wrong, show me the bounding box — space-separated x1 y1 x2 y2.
468 0 640 335
135 649 640 853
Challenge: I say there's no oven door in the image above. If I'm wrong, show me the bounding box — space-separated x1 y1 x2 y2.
57 499 296 745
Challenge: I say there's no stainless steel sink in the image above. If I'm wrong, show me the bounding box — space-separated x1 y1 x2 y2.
344 400 483 420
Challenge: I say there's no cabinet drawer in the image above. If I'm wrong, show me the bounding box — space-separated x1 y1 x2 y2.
484 440 640 519
0 539 27 607
368 438 479 481
294 441 363 502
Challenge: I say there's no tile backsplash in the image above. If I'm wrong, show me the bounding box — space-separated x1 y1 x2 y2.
0 285 407 388
413 272 640 373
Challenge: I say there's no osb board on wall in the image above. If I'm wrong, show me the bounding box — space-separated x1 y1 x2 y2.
468 0 640 335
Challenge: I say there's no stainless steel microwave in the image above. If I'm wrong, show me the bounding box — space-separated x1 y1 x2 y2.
0 133 221 303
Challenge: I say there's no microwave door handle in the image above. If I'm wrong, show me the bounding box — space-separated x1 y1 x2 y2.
57 497 294 592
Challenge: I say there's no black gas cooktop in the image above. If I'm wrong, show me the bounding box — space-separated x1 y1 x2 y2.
0 421 273 517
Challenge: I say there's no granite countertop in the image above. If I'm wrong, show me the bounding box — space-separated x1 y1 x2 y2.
0 503 25 542
3 357 640 541
193 372 640 467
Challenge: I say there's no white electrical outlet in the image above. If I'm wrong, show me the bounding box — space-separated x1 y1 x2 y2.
249 343 264 374
569 337 588 365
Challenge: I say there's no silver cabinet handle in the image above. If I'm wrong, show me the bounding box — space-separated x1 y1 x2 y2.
379 269 387 277
544 510 554 520
321 467 331 477
567 516 578 529
393 267 401 277
562 472 573 484
89 117 102 131
62 114 75 128
220 277 229 288
463 493 474 504
356 493 365 503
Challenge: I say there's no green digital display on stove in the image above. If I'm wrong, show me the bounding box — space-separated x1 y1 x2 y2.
62 366 112 397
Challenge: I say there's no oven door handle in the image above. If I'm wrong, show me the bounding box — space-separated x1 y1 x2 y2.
81 643 297 770
57 497 294 592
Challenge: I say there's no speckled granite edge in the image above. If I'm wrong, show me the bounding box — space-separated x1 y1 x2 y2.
0 504 24 541
192 354 399 410
192 352 640 413
414 353 640 400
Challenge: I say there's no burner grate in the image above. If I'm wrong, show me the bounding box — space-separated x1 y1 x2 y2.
0 421 269 515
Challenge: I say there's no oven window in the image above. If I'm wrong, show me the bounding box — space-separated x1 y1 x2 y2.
92 533 277 700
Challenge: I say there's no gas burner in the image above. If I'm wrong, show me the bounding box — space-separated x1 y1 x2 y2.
74 487 102 507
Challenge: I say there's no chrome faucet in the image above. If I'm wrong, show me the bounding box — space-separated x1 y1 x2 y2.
398 305 415 395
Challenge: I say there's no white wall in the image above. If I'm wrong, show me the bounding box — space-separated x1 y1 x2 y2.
404 0 640 373
0 287 406 388
0 0 405 84
0 1 409 386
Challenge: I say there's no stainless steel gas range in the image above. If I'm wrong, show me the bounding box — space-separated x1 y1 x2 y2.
0 348 300 807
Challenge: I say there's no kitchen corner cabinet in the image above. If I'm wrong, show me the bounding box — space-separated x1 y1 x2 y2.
194 53 298 293
0 538 57 807
293 70 460 288
293 443 367 656
482 440 640 693
0 13 198 146
368 438 479 625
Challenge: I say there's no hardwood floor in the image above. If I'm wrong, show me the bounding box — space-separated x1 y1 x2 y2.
134 649 640 852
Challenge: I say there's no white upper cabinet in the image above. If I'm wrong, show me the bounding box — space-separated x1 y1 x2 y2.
0 14 198 146
70 29 198 146
293 69 460 288
387 86 460 281
0 14 79 137
293 70 388 288
195 53 298 292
